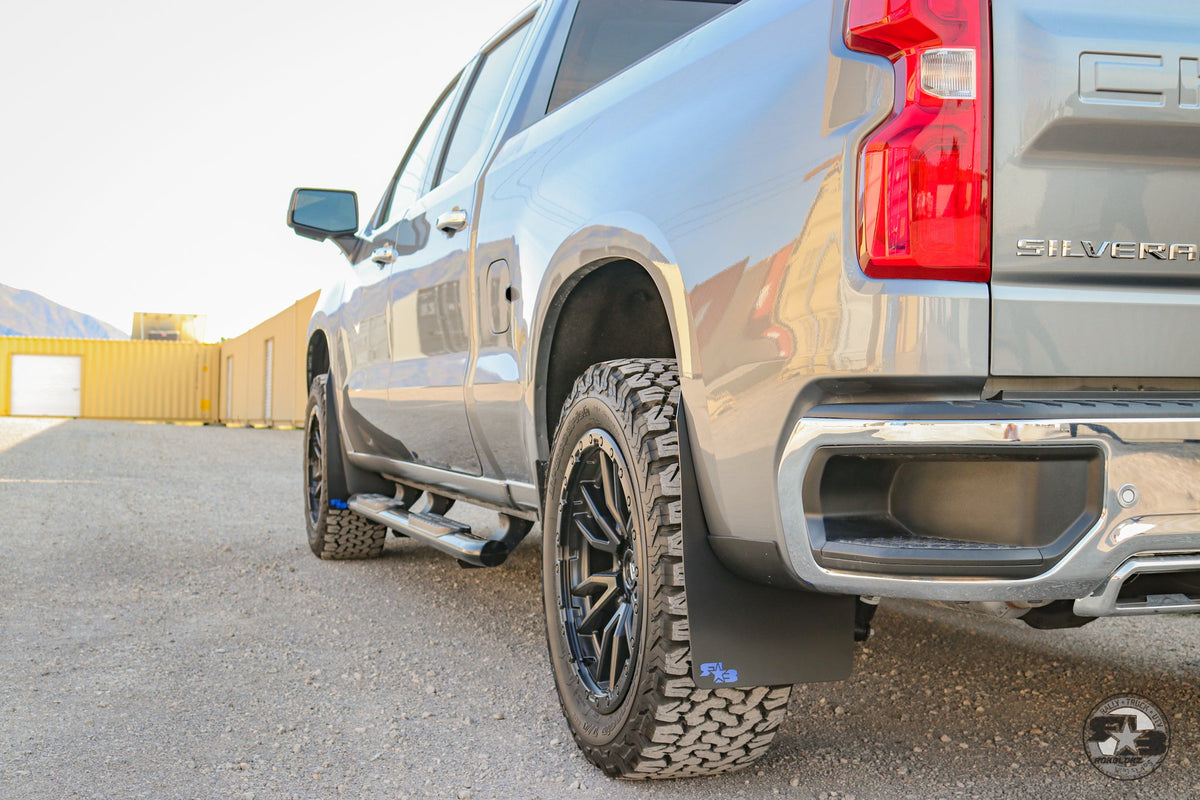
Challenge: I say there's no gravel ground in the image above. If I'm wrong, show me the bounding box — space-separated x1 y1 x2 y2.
1 418 1198 800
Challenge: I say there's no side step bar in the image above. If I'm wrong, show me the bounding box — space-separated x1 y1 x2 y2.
348 493 532 567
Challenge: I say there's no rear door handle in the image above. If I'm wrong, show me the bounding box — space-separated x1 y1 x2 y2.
371 245 398 266
435 209 469 235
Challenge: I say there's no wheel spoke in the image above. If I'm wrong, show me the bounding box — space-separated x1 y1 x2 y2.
570 570 617 598
577 487 620 552
597 608 619 686
597 450 627 534
606 602 631 689
573 571 619 636
573 512 617 554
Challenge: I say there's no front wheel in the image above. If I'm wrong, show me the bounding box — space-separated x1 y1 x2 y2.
304 374 387 560
543 359 791 779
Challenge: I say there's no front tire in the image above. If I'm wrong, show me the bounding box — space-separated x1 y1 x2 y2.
304 374 387 560
543 359 791 779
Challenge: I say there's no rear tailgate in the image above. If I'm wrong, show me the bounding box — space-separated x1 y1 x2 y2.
990 0 1200 377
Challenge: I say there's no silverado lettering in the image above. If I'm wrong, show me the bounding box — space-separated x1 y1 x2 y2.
1017 239 1199 260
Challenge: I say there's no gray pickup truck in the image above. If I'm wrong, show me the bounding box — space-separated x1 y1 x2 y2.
288 0 1200 780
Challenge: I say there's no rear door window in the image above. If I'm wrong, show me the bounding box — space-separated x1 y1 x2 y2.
547 0 738 113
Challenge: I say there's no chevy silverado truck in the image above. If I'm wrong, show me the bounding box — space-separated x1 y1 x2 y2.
288 0 1200 779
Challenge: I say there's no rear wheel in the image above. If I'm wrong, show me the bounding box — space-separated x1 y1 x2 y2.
304 374 387 560
543 359 791 779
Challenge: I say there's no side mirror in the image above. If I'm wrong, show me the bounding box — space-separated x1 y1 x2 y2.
288 188 358 241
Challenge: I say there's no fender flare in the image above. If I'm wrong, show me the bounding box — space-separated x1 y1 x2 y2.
529 213 698 462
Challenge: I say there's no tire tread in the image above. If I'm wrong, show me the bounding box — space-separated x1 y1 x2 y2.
318 506 387 560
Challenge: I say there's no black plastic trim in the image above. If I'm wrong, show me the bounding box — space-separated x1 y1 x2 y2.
818 540 1046 578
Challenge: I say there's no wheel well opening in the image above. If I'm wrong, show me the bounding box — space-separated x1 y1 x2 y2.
307 332 330 389
541 260 675 457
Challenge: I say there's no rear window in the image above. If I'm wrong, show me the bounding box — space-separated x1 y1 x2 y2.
547 0 739 113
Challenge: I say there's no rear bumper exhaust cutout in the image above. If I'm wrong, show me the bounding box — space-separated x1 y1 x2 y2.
1074 554 1200 617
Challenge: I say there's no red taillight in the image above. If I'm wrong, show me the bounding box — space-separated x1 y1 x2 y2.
845 0 991 283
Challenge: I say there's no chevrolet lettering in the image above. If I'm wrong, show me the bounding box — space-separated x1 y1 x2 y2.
1080 52 1200 108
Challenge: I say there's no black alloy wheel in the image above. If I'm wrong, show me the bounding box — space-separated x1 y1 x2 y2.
305 407 325 528
557 429 644 713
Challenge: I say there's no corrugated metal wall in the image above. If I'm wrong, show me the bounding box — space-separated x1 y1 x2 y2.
1 292 319 426
0 338 220 421
218 292 317 427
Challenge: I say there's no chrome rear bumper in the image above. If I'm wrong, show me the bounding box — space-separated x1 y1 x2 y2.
776 400 1200 612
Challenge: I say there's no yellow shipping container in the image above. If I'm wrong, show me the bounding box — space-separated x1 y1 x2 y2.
0 337 219 422
1 292 318 426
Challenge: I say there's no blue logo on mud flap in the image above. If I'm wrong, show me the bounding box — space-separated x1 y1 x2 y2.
700 662 738 684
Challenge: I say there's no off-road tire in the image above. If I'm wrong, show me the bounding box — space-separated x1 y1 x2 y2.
543 359 791 779
304 374 387 560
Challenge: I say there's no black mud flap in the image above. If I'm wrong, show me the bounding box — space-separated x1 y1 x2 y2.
678 407 855 689
328 379 394 499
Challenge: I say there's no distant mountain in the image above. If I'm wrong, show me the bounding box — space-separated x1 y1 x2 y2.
0 283 128 340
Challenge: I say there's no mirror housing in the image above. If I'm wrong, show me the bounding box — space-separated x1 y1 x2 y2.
288 188 358 241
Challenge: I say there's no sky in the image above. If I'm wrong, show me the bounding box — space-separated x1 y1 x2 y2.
0 0 533 341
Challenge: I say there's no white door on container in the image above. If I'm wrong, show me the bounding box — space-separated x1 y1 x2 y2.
10 354 82 417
